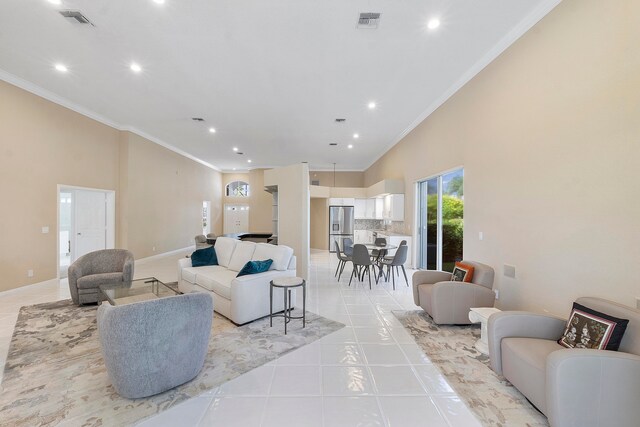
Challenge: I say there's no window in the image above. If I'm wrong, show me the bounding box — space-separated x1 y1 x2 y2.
226 180 250 197
417 168 463 272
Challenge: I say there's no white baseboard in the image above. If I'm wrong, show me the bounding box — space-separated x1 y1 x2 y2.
135 246 195 265
0 278 61 297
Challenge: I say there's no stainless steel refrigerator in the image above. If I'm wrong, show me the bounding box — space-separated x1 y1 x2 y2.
329 206 354 253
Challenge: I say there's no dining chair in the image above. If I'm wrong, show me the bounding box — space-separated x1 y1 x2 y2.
334 241 352 281
343 237 354 256
383 240 407 275
349 244 375 289
379 245 409 290
371 237 387 260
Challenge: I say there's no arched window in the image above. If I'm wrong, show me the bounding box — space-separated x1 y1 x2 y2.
226 180 250 197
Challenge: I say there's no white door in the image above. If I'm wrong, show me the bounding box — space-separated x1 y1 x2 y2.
224 204 249 234
74 190 107 259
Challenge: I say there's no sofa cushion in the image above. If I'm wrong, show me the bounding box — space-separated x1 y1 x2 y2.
252 243 293 271
195 268 237 299
228 241 257 272
214 237 237 268
237 259 273 277
558 302 629 351
190 246 218 267
181 265 227 284
77 272 124 289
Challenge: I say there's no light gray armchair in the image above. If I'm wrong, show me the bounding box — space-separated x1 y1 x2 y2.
97 292 214 398
488 297 640 427
412 260 495 324
68 249 134 305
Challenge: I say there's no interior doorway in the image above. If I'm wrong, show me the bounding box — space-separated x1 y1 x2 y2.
223 204 249 234
202 201 211 235
58 186 116 278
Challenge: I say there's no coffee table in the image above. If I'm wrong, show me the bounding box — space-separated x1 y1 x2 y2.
99 277 179 306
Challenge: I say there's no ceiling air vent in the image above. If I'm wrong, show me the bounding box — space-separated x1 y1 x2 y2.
191 117 205 122
335 118 346 123
329 143 338 146
59 10 95 26
357 13 380 29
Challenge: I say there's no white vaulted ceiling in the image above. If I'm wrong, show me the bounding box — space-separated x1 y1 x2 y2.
0 0 560 171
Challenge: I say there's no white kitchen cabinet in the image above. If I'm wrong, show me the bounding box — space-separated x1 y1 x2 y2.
381 194 404 221
374 198 384 219
365 199 376 218
354 230 367 244
343 198 355 206
354 199 367 219
366 230 374 243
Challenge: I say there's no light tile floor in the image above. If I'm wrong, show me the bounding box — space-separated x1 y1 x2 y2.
0 249 481 427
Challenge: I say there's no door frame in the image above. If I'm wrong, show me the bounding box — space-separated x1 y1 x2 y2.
414 165 464 271
57 184 116 280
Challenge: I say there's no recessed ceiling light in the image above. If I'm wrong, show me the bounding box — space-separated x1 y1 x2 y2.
232 168 236 171
368 101 376 109
152 0 165 4
247 159 252 163
348 144 354 149
48 0 61 5
130 62 142 73
54 63 68 72
353 133 359 139
427 18 441 30
209 127 216 133
232 147 238 152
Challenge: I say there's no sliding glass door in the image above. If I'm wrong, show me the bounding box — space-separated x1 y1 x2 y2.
417 168 464 272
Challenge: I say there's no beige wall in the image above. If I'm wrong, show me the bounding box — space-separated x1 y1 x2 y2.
221 169 272 233
310 198 329 250
310 171 364 188
265 164 310 279
120 132 222 259
0 80 120 291
0 80 223 291
364 0 640 315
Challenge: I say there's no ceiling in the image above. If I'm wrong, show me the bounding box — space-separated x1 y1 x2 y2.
0 0 559 172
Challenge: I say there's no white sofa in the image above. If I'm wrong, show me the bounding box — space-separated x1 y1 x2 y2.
178 237 297 325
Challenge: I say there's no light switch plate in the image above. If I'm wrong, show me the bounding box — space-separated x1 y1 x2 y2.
478 231 483 241
504 264 516 278
42 226 49 234
636 297 640 310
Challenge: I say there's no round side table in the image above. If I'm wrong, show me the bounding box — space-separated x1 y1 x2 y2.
270 277 306 335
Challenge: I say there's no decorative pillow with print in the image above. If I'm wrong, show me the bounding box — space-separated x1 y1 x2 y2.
558 302 629 351
451 262 475 282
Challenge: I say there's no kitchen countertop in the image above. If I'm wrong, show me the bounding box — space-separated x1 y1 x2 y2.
375 231 410 236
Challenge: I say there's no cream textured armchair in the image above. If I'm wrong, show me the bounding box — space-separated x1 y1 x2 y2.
488 297 640 427
412 260 495 324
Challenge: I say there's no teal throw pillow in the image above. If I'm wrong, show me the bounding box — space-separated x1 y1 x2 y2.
237 259 273 277
191 246 218 267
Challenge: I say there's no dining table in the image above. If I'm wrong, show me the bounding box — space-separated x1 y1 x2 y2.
362 243 398 281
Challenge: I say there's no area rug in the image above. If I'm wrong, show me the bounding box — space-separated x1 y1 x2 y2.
0 299 344 426
393 310 549 427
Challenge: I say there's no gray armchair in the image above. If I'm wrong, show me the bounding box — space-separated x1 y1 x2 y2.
412 260 495 324
97 292 214 398
488 297 640 427
68 249 134 305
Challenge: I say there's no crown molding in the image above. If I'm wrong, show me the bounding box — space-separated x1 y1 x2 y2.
363 0 563 171
0 69 221 172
